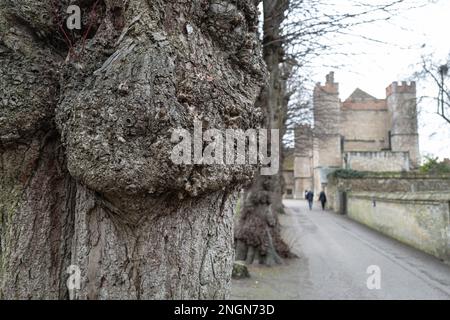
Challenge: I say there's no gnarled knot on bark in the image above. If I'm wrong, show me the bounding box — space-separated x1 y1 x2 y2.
1 0 267 215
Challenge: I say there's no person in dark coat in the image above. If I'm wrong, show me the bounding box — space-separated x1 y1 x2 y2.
319 191 327 210
306 191 314 210
304 190 308 200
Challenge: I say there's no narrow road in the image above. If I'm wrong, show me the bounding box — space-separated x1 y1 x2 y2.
282 199 450 299
232 199 450 300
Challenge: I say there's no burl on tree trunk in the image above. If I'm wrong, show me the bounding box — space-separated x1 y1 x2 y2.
0 0 265 299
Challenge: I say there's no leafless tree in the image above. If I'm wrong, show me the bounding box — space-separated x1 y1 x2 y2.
235 0 294 266
417 55 450 124
236 0 430 266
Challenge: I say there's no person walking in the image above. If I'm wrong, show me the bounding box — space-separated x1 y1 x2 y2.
319 191 327 211
306 190 314 210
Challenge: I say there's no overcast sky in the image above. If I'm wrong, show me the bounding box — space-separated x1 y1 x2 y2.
308 0 450 160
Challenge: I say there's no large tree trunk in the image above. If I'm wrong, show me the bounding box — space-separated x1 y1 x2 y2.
0 0 265 299
0 132 75 299
1 134 236 299
69 187 237 300
235 0 293 265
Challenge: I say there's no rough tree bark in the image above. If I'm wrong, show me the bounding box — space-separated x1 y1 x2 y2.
0 0 265 299
235 0 294 265
273 59 295 215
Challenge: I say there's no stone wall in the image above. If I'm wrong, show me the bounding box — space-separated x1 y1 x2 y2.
344 151 410 172
283 170 295 199
327 171 450 212
294 178 311 199
294 154 313 198
294 156 312 178
347 192 450 263
341 110 390 152
327 171 450 263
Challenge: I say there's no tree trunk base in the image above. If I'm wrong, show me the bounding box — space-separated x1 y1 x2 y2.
1 132 238 299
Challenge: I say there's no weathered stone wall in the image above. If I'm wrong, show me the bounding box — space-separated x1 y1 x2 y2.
344 151 410 172
294 155 313 177
347 192 450 263
341 110 390 152
327 171 450 213
327 172 450 262
294 178 309 198
282 171 294 199
316 136 343 168
293 125 313 198
293 155 313 198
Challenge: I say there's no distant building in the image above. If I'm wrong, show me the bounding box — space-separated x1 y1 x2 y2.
282 148 295 199
287 72 420 198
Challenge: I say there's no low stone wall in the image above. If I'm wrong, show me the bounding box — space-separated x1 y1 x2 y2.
344 151 410 172
326 171 450 262
327 171 450 213
347 192 450 263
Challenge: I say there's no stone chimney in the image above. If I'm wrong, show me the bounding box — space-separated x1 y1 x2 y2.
326 72 335 85
315 72 339 95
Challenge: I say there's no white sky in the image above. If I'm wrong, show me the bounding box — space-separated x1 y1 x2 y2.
308 0 450 160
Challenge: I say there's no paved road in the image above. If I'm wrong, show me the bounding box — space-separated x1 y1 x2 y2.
282 199 450 299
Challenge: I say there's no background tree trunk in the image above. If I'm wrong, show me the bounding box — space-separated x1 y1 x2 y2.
235 0 294 265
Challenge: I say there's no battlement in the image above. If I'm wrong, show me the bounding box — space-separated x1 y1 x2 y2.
315 72 339 95
386 81 416 97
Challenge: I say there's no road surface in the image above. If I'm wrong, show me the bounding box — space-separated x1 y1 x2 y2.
231 199 450 300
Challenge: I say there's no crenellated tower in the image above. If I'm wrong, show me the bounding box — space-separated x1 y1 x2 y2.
386 81 420 168
313 72 343 194
285 72 423 200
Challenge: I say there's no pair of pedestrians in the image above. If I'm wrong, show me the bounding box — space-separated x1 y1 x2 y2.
305 190 327 210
